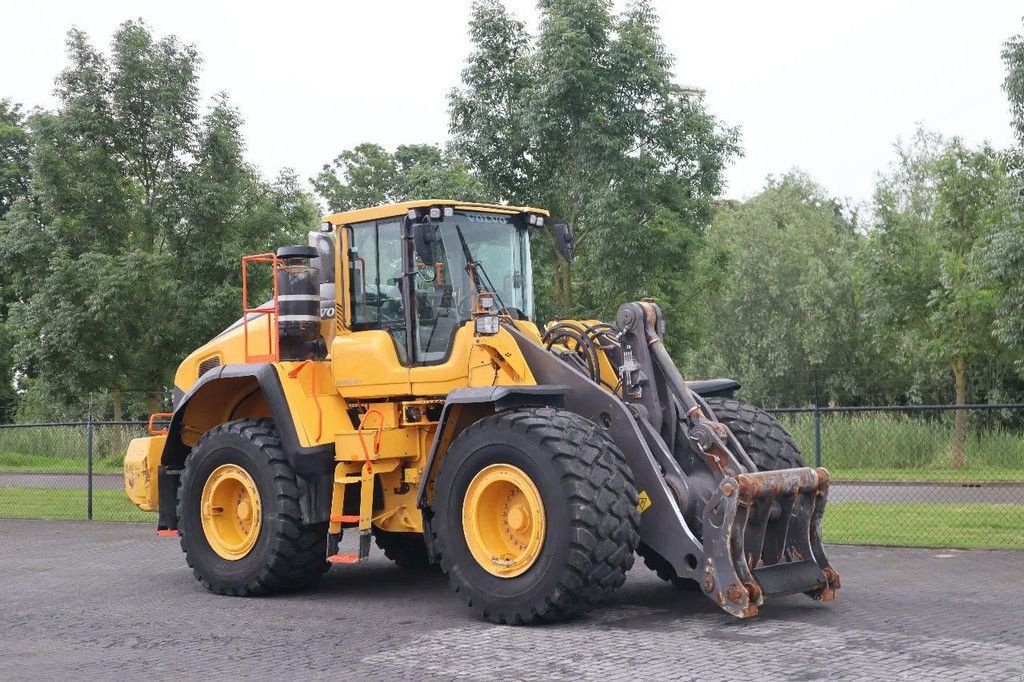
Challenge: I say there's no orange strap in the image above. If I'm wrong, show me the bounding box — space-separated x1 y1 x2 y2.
357 410 383 473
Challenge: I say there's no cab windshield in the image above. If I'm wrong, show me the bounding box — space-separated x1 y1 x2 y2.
414 212 533 362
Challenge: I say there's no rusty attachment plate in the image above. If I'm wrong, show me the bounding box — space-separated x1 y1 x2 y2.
698 467 841 618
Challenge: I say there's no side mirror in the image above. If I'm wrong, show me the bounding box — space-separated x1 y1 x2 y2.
552 221 575 263
413 220 439 266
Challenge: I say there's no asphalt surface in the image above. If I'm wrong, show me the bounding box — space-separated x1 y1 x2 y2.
4 472 1024 504
1 519 1021 680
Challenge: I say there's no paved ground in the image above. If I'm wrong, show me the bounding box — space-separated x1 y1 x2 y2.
829 482 1024 504
4 472 1024 504
1 519 1021 680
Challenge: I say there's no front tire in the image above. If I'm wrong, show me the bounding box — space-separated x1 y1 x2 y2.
430 407 640 624
177 418 328 596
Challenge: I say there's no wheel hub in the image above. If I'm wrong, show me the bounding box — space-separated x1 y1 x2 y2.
462 463 545 578
200 463 263 561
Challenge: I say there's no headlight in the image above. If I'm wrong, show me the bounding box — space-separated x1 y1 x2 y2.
475 315 500 335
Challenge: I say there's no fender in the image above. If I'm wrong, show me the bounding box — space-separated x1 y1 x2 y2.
157 363 334 529
415 385 570 509
686 378 741 399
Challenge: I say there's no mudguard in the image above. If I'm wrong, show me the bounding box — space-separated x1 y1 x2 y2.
415 385 571 509
157 363 333 529
687 378 741 398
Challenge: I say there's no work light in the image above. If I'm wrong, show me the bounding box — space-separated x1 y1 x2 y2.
474 315 500 335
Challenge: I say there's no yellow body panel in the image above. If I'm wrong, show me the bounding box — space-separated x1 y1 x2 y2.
331 330 411 399
127 199 557 542
276 361 349 448
124 435 166 511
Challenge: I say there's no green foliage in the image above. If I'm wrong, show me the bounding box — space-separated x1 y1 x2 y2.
450 0 739 336
0 99 30 219
866 131 1013 395
0 100 31 420
311 142 489 213
0 21 317 420
989 22 1024 368
1003 20 1024 147
687 173 877 406
777 412 1024 473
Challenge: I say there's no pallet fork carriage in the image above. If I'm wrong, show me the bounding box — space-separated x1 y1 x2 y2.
124 199 839 623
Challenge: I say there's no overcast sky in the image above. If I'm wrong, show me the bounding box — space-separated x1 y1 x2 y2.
2 1 1021 206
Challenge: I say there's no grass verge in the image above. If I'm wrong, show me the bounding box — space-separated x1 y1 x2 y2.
0 487 152 522
0 452 122 474
824 502 1023 549
2 489 1018 551
777 412 1024 473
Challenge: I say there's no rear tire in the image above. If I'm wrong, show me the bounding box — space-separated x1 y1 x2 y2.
639 399 804 590
430 407 640 624
703 398 805 470
374 529 433 571
177 418 329 596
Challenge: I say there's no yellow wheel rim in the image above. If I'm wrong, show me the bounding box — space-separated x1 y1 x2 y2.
462 463 546 578
200 463 262 561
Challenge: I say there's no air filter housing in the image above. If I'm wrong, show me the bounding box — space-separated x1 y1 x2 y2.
276 245 324 360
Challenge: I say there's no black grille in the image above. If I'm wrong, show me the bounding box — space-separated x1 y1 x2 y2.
198 356 221 377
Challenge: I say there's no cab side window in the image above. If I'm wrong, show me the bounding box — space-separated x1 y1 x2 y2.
348 219 407 357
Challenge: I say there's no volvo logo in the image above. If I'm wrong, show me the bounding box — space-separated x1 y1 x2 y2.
466 214 509 224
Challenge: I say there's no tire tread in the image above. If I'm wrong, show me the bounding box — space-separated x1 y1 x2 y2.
431 407 640 624
177 418 328 596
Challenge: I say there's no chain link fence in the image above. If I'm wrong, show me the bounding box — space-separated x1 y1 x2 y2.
2 406 1022 549
767 404 1024 549
0 420 151 522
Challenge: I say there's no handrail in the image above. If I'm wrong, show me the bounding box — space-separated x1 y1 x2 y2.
241 253 281 363
148 412 174 436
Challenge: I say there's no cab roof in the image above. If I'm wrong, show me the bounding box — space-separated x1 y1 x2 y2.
323 200 549 226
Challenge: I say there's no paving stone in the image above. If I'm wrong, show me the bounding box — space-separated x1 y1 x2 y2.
0 519 1021 680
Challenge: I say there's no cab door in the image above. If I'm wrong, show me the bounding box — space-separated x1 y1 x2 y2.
331 218 412 399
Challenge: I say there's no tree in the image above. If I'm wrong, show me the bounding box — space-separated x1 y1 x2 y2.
1003 20 1024 147
0 100 31 420
0 22 316 420
867 130 1013 466
450 0 739 337
0 100 30 219
311 143 488 213
686 172 875 407
987 22 1024 369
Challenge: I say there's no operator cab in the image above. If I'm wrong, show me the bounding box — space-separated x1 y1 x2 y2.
322 201 565 367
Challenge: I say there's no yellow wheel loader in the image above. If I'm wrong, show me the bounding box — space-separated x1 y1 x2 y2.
124 200 839 623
